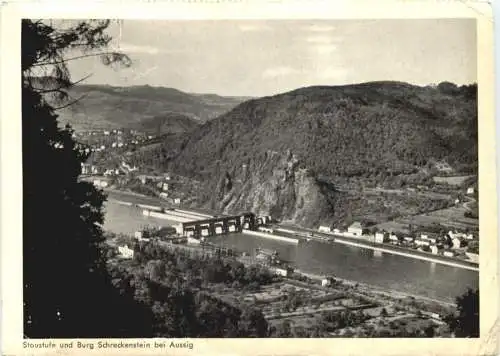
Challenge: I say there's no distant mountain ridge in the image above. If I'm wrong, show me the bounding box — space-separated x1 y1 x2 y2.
53 84 251 132
190 92 254 104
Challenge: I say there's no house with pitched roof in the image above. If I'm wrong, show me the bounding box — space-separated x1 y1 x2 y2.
347 222 363 237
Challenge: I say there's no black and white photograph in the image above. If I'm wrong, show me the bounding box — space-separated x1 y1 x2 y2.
12 7 494 348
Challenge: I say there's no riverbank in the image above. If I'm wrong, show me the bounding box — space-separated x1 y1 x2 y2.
104 188 478 273
104 188 219 218
292 268 456 307
103 187 154 200
141 237 456 308
280 223 479 272
329 235 479 272
109 233 456 336
144 209 193 223
242 229 300 244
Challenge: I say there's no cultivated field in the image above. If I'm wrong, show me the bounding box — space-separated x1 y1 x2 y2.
375 205 478 235
432 175 474 186
203 275 450 336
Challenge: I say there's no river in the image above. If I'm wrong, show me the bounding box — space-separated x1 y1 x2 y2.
102 191 479 303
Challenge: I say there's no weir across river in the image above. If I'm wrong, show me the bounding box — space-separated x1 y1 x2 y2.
182 212 256 237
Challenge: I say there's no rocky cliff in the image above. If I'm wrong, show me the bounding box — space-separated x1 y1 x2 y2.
205 150 336 228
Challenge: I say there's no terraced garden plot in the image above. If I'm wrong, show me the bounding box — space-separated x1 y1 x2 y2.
432 175 474 186
375 205 478 234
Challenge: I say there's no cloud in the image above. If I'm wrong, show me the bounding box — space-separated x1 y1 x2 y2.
321 67 348 79
306 24 336 32
131 66 158 80
238 24 271 32
306 35 336 44
304 34 341 55
313 44 337 55
262 66 299 78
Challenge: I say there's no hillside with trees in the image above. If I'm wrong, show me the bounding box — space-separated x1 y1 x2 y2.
56 84 250 132
106 240 271 337
138 113 200 135
131 81 477 227
162 81 477 179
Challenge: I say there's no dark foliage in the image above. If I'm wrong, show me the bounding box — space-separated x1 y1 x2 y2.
466 241 479 254
132 241 275 289
22 19 151 338
445 288 479 337
108 242 270 337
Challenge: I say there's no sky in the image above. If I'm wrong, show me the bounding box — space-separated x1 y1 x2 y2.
67 19 477 97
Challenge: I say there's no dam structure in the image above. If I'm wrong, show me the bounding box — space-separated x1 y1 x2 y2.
181 212 256 238
140 205 296 244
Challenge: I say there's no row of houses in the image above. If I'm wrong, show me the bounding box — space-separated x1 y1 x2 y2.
81 163 131 176
373 230 475 247
104 168 126 177
138 173 187 205
76 129 156 154
319 222 364 237
95 139 153 149
78 129 152 139
256 215 273 226
375 232 457 257
138 173 172 185
84 129 125 136
81 163 100 175
117 245 134 259
318 222 477 258
158 192 181 204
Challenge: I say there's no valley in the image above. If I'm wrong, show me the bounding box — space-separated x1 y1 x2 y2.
73 80 479 339
20 17 483 341
75 81 478 235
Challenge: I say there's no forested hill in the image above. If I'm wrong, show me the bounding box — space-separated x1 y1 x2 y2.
139 113 200 135
56 84 250 132
162 81 478 180
128 81 477 226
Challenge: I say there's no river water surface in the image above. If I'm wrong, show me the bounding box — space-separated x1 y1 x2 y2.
102 191 479 303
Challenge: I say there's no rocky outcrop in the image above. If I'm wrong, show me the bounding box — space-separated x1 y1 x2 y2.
207 150 335 228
